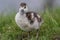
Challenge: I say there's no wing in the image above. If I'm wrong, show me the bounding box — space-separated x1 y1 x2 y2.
36 14 42 22
26 12 35 24
26 11 43 24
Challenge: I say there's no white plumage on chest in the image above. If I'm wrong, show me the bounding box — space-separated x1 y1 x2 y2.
15 12 41 31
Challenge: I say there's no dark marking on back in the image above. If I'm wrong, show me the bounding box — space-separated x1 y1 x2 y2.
35 14 42 22
26 12 34 24
26 11 42 24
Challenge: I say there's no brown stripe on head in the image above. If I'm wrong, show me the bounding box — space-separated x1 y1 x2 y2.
20 3 26 7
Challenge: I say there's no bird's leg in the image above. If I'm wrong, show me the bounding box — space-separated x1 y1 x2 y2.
36 29 39 40
28 31 30 40
21 31 24 40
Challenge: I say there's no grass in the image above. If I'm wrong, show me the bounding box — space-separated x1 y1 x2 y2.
0 8 60 40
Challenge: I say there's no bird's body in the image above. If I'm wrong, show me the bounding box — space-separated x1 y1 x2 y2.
15 2 43 40
15 11 42 31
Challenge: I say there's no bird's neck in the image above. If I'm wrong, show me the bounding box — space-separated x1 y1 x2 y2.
19 10 25 15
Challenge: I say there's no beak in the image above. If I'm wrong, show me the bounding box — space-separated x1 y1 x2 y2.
21 9 24 13
21 9 24 15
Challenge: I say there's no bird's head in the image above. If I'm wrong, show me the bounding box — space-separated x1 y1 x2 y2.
19 2 28 14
